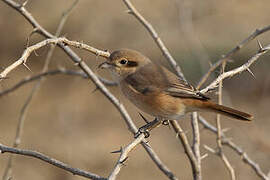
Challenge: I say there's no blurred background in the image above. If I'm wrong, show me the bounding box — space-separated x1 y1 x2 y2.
0 0 269 179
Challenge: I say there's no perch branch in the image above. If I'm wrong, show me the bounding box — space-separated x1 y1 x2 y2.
0 144 106 180
2 1 178 179
123 1 202 179
190 113 202 180
215 62 236 180
0 37 109 79
197 24 270 89
122 0 186 81
201 43 270 93
0 69 89 97
199 116 269 180
2 2 78 180
108 134 145 180
170 120 200 180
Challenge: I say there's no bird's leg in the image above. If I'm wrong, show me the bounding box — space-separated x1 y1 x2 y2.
135 115 162 138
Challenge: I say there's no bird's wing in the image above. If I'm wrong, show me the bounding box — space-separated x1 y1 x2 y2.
162 66 210 101
124 62 209 100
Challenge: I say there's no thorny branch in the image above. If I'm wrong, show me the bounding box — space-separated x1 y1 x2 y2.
199 116 269 180
2 0 178 179
108 134 145 180
170 120 200 180
190 113 202 180
1 0 269 180
122 0 270 180
0 144 106 180
122 1 202 179
197 24 270 89
0 69 88 98
201 42 270 93
2 2 78 180
123 0 186 82
0 37 110 79
214 62 236 180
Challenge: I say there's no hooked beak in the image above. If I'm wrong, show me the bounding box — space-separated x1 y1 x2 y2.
98 61 113 69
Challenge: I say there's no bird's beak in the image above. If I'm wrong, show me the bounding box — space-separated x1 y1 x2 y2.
98 61 113 69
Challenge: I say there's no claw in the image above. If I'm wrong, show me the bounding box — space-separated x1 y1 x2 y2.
134 128 150 138
134 118 161 138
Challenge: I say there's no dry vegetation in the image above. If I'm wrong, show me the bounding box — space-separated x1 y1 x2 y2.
0 0 270 180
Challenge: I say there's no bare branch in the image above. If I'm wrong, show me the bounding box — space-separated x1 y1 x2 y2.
141 142 179 180
122 0 186 81
2 2 79 179
170 120 200 180
215 62 236 180
199 116 269 180
190 113 202 180
201 43 270 93
197 24 270 89
108 134 145 180
0 69 87 97
2 1 178 179
0 144 106 180
0 37 110 79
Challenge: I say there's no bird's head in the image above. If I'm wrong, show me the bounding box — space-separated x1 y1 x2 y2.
99 49 150 80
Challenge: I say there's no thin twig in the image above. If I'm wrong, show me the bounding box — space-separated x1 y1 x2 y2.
199 116 269 180
122 0 186 81
0 37 109 79
222 139 269 180
122 1 203 179
201 43 270 93
190 113 202 180
197 24 270 89
2 1 178 179
2 2 79 180
170 120 200 180
0 144 106 180
0 69 88 97
3 0 177 180
215 62 236 180
108 134 145 180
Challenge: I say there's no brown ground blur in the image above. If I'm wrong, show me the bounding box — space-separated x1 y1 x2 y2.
0 0 270 180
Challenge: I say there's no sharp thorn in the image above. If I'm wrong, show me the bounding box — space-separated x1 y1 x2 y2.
257 39 263 51
120 157 129 164
208 61 213 68
221 128 231 133
139 113 149 123
125 9 132 14
175 132 180 138
22 0 28 7
23 63 32 72
246 68 256 79
203 144 217 154
201 153 208 160
111 147 123 154
33 49 39 57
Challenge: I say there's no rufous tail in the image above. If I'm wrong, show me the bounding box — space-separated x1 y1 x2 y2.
206 102 253 121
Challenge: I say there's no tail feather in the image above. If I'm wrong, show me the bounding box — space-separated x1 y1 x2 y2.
206 103 253 121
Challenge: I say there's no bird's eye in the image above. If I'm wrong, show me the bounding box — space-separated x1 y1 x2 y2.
120 59 128 65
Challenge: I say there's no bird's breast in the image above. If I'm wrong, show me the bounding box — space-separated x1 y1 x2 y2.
119 81 186 119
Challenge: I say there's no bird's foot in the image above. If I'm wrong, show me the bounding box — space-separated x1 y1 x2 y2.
134 116 161 138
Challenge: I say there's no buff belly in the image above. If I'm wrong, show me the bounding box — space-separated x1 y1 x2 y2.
119 82 186 120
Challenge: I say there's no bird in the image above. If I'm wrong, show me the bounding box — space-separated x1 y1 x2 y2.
99 49 253 123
